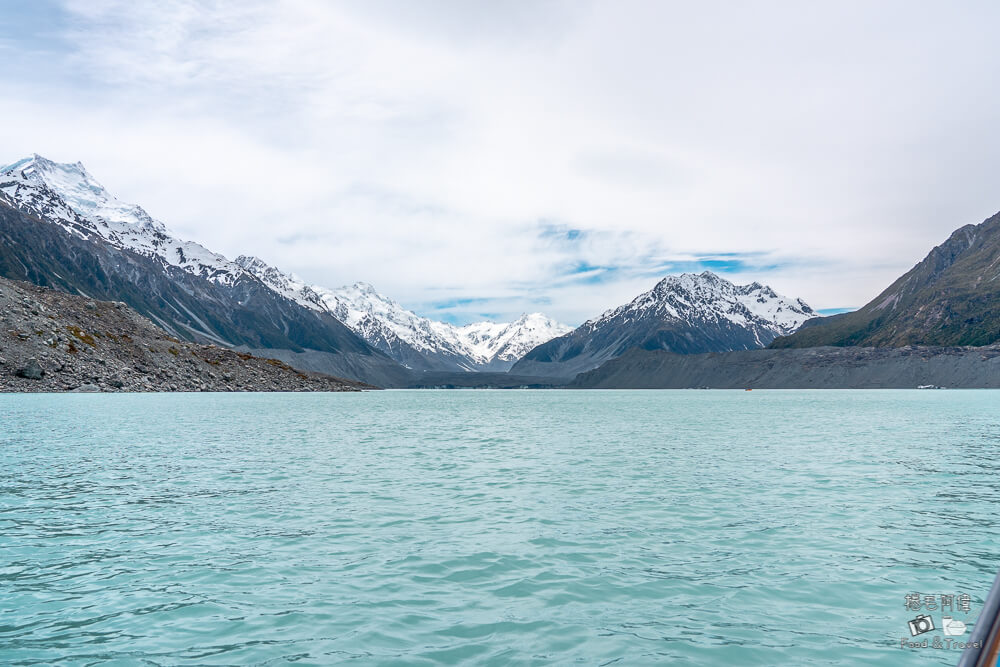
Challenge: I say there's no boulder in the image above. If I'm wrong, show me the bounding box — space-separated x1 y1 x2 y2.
15 358 44 380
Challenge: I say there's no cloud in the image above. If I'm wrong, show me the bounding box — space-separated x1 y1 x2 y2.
1 1 999 325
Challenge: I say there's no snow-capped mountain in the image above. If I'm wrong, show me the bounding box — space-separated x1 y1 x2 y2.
511 271 817 378
0 155 246 285
0 154 409 386
463 313 572 364
587 271 815 343
236 256 571 372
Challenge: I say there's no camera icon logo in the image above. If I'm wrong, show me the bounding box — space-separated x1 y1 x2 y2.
908 614 935 636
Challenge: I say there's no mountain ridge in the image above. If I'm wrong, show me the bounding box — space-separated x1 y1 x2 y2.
770 210 1000 348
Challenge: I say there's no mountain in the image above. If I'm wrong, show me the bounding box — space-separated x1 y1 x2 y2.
510 271 816 378
1 155 246 285
771 210 1000 349
0 155 409 386
235 256 571 372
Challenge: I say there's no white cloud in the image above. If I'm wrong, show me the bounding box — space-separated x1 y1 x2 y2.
2 1 999 324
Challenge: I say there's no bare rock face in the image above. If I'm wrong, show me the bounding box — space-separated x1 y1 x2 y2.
0 276 376 393
14 357 44 380
772 210 1000 349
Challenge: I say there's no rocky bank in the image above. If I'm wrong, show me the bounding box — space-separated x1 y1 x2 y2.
0 277 373 392
569 345 1000 389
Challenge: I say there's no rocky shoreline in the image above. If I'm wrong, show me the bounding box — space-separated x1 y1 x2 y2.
0 277 374 392
568 345 1000 389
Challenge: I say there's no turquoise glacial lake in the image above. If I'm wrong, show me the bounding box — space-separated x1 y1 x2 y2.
1 390 998 665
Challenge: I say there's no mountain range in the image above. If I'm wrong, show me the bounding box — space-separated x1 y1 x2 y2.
0 155 572 382
6 153 909 389
234 255 571 372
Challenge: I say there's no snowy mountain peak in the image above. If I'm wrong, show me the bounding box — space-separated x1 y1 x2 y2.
352 281 379 294
1 154 246 286
2 155 165 233
467 313 573 363
654 270 725 292
234 254 268 272
592 271 816 340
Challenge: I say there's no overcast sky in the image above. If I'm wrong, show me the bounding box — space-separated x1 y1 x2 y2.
2 1 999 325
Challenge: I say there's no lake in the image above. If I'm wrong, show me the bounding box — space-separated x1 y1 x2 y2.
1 390 998 665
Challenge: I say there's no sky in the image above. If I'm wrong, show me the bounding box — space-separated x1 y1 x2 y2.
2 1 1000 326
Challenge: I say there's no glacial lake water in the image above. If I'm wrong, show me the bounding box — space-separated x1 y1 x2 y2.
1 390 998 666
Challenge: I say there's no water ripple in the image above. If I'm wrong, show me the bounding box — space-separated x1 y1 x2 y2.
1 390 998 665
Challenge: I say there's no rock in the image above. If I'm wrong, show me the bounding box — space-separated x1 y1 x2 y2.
85 301 97 311
15 358 44 380
73 383 101 393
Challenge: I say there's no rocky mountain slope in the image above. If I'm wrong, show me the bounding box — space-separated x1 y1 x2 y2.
511 271 816 378
236 256 571 371
0 155 409 387
569 345 1000 389
771 210 1000 349
0 276 372 392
